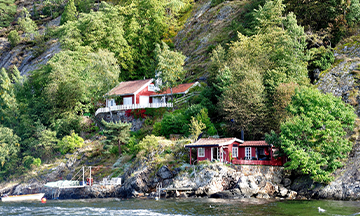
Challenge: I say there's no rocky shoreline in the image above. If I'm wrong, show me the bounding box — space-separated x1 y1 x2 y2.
1 137 360 201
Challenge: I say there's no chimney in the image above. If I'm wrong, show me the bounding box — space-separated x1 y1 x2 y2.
241 130 244 141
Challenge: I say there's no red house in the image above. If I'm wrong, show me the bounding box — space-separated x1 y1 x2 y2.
95 79 200 116
184 137 284 166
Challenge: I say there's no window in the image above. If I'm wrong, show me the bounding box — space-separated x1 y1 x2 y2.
232 147 238 158
198 148 205 157
109 99 115 107
123 97 133 105
148 84 155 91
245 147 251 159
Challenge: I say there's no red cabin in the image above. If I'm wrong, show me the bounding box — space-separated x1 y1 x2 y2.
184 137 285 166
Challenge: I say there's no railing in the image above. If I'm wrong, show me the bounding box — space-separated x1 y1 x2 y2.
231 158 284 166
174 92 200 105
95 103 173 116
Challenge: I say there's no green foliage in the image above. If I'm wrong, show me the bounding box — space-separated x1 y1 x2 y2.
158 105 216 138
155 41 186 102
60 0 77 25
0 126 20 167
58 132 84 154
309 47 335 72
102 119 131 155
33 158 41 167
189 116 206 139
22 155 35 169
213 0 309 138
8 30 21 47
278 87 356 183
0 0 16 27
137 135 159 153
18 8 37 39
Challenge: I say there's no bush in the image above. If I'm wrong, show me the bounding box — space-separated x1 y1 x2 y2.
22 156 35 169
58 132 84 154
8 30 21 47
138 135 158 153
33 158 41 167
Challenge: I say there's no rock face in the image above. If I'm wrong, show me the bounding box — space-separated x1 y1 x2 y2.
0 16 62 76
311 36 360 200
173 0 244 75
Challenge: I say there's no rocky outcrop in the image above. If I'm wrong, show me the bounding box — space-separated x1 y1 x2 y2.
0 16 62 76
289 137 360 200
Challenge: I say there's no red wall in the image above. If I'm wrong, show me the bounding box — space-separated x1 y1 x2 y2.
197 147 212 162
135 83 154 104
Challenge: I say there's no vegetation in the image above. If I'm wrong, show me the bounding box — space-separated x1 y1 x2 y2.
154 42 186 103
266 87 357 183
0 0 359 184
0 0 16 27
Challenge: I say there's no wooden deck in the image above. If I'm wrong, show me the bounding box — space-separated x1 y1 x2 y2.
95 103 173 116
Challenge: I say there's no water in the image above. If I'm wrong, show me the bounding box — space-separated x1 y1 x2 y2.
0 198 359 216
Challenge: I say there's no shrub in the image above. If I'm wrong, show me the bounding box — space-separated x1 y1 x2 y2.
22 156 35 169
33 158 41 167
138 135 158 153
58 132 84 154
8 30 20 47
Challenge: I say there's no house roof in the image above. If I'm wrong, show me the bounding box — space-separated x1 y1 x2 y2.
184 137 244 148
105 79 153 96
240 141 270 147
151 82 199 97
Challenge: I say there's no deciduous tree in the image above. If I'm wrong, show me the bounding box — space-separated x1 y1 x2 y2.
278 87 356 183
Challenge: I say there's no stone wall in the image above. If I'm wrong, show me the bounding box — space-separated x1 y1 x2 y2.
96 111 144 131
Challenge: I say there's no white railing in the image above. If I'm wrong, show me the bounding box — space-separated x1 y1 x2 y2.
95 103 173 116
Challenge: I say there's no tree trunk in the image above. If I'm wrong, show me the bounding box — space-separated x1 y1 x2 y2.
118 140 122 155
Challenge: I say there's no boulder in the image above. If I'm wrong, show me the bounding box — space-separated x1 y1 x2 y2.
157 166 174 179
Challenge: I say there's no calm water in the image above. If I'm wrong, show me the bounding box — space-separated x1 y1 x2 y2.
0 198 359 216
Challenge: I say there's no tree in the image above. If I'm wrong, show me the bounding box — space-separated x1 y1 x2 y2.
18 8 37 39
189 117 206 141
215 0 309 137
102 119 131 155
154 41 186 104
0 0 17 27
60 0 77 25
277 87 356 183
0 126 20 167
0 67 20 128
7 30 20 47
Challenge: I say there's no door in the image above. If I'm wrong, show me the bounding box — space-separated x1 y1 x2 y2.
139 96 149 106
123 97 133 105
245 147 251 160
211 147 218 161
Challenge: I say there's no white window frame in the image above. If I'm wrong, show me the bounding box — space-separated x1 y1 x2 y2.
123 97 133 105
245 147 251 159
232 147 238 158
109 99 115 107
198 148 205 157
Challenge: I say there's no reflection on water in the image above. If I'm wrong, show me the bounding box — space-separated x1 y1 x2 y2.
0 198 359 216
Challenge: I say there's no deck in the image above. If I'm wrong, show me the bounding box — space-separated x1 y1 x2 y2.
95 103 173 116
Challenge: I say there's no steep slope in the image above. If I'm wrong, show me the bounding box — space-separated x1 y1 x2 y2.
174 0 249 79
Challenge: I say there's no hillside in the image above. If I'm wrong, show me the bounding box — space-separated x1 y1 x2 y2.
1 0 360 200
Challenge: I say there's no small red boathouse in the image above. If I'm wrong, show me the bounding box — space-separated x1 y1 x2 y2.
184 137 284 166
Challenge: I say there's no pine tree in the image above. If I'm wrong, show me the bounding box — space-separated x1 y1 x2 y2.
101 119 131 155
60 0 77 25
